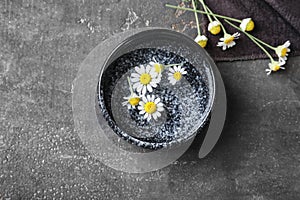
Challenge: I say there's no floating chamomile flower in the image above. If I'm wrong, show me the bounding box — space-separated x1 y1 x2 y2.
265 59 286 75
194 35 208 48
240 18 255 32
168 65 187 85
149 60 164 74
274 41 291 61
138 95 164 121
208 21 221 35
131 65 161 95
217 32 240 51
122 93 141 109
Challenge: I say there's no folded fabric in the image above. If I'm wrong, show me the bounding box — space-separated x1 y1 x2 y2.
200 0 300 61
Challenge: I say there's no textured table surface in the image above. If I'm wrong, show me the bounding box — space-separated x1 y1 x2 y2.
0 0 299 199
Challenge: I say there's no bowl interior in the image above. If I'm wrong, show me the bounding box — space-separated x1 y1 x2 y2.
98 29 215 149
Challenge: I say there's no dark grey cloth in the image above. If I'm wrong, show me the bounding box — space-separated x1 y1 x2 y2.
199 0 300 61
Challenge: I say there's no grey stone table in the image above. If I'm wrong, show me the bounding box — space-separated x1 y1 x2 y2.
0 0 299 199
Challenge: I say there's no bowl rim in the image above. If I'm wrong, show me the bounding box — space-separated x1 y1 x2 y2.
97 28 216 149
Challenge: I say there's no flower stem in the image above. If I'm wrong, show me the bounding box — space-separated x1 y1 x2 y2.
252 36 276 50
192 0 201 36
165 4 242 23
224 19 274 61
164 63 183 67
198 0 212 23
127 77 134 94
204 4 227 34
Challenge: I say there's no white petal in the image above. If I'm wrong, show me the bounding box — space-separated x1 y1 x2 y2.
154 98 161 104
133 82 140 89
146 65 151 73
217 42 224 47
137 84 143 92
153 113 158 120
228 41 236 48
170 79 177 85
157 106 164 112
144 113 149 119
169 68 175 73
157 102 163 107
174 65 178 71
131 72 140 78
142 96 147 103
284 41 290 47
151 78 160 84
150 70 158 78
139 110 145 114
142 86 147 95
131 77 140 82
135 67 143 74
150 82 157 88
147 115 151 121
182 71 187 75
156 111 161 118
150 95 155 101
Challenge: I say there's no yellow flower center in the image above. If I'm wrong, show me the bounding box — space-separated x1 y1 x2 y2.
154 63 164 73
271 64 280 71
246 20 255 31
128 97 140 106
198 40 207 48
144 102 157 114
210 25 221 35
173 72 182 81
281 48 287 57
140 73 151 85
224 36 234 44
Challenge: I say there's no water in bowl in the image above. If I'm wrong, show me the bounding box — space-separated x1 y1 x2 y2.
98 48 209 149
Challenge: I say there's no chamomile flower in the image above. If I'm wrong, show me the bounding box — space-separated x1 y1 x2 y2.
122 93 141 109
265 59 286 75
274 41 291 61
194 35 208 48
131 65 161 95
217 32 240 51
208 21 221 35
138 95 164 121
168 65 187 85
149 60 164 74
240 18 255 32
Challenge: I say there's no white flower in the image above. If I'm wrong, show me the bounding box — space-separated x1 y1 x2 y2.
122 93 141 109
208 21 221 35
240 18 255 32
168 65 187 85
274 41 291 61
217 32 240 50
194 35 208 48
265 59 286 75
131 65 161 95
138 95 164 121
149 60 164 74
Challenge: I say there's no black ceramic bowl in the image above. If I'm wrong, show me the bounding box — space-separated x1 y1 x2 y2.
97 28 215 150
